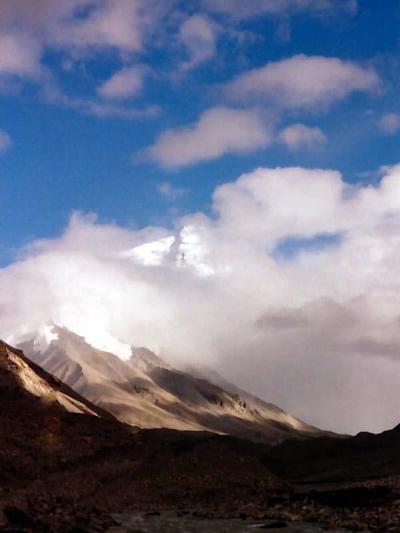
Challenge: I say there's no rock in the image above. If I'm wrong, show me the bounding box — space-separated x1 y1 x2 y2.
258 521 288 529
3 505 35 527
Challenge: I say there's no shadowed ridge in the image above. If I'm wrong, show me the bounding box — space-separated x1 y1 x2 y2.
0 339 114 419
265 421 400 483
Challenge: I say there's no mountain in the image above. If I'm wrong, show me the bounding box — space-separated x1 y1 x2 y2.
20 325 322 443
2 337 399 532
0 338 133 520
0 337 286 530
266 422 400 483
0 339 111 419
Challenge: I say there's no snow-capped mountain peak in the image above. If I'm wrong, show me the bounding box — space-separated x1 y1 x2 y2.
120 225 215 277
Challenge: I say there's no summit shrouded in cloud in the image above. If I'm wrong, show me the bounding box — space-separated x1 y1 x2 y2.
1 1 400 436
3 164 400 433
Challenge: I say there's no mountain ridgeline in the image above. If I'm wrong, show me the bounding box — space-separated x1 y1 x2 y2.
2 335 400 531
19 325 321 444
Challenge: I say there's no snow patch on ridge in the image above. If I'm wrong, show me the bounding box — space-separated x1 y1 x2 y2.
121 235 176 266
81 329 132 360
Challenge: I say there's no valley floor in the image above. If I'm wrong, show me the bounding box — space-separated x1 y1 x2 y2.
2 424 400 532
2 340 400 532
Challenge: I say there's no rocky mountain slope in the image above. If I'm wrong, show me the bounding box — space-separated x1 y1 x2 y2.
0 338 285 530
2 338 400 532
0 339 112 419
20 325 321 443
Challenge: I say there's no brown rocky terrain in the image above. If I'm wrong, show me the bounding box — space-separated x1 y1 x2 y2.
0 339 285 531
20 325 322 444
2 339 400 532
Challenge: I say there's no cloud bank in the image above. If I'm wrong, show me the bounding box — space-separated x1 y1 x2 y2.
2 164 400 434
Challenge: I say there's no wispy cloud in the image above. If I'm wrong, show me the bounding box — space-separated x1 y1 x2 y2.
278 124 326 150
179 14 219 72
41 84 161 120
0 32 43 78
97 66 147 100
201 0 358 19
379 113 400 135
0 130 12 154
156 182 188 200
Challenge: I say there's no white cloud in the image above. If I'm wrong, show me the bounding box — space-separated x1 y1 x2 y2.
145 107 272 168
179 14 218 71
156 182 187 200
0 1 165 83
41 83 161 120
202 0 357 19
3 165 400 433
278 123 326 150
0 130 12 154
98 67 146 100
225 55 380 109
379 113 400 135
48 0 152 53
0 1 171 118
0 33 42 78
0 0 161 55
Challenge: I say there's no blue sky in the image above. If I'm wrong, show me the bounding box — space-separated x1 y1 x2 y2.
0 0 399 263
3 1 400 432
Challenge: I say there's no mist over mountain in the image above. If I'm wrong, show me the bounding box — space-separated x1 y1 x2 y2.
2 336 400 532
3 164 400 434
2 1 400 529
19 325 321 444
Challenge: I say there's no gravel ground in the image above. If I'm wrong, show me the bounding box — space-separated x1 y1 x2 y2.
109 512 350 532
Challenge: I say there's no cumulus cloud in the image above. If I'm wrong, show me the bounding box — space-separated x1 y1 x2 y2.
278 123 326 150
145 107 272 168
97 67 146 100
379 113 400 135
224 55 380 109
0 0 167 104
0 130 12 154
2 164 400 433
179 14 219 71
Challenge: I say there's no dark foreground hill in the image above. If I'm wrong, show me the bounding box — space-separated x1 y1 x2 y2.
2 339 400 532
0 340 285 531
266 423 400 483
